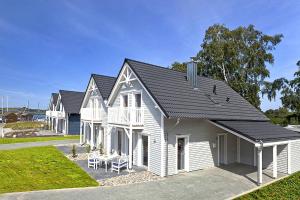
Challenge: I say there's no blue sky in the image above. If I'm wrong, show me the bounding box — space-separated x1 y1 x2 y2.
0 0 299 110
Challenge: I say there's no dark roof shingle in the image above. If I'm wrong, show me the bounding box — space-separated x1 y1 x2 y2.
59 90 85 114
126 59 268 121
214 120 300 142
92 74 116 100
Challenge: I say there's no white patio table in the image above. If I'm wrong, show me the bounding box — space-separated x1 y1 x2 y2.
98 154 119 172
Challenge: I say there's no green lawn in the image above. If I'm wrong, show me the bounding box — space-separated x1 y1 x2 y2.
236 172 300 200
0 146 98 194
0 135 79 144
4 121 46 130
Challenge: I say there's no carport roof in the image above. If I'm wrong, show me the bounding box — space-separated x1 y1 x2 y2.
214 120 300 143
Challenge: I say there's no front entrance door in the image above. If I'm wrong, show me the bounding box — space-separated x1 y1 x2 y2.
142 135 148 166
177 138 185 170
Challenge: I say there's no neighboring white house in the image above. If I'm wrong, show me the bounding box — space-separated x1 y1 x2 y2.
46 93 58 131
79 74 116 149
53 90 85 135
103 58 300 185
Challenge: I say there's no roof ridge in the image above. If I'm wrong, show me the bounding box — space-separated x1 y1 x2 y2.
125 58 225 84
91 73 116 79
59 90 84 94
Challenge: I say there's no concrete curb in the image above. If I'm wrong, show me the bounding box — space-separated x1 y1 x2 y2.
0 185 101 197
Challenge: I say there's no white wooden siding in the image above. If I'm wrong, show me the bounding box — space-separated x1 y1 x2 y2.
165 119 223 175
277 144 288 174
262 146 273 170
133 133 138 165
227 134 237 164
240 139 254 166
291 140 300 173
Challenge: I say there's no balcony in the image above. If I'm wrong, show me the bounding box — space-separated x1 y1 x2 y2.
81 107 102 122
108 107 144 126
46 110 52 117
52 111 65 118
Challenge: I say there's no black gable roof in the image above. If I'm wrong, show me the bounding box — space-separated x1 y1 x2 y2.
125 58 268 121
214 120 300 142
92 74 116 100
59 90 85 114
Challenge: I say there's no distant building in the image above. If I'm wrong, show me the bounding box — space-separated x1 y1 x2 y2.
20 113 34 121
3 112 18 123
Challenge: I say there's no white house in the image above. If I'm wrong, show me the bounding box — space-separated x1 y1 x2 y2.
103 58 300 185
53 90 85 135
80 74 116 149
46 93 58 131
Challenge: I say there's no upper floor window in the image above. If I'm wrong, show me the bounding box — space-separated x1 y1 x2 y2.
135 93 141 108
122 95 128 107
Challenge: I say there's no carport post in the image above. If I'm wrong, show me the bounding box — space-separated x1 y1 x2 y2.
257 146 263 185
273 145 277 178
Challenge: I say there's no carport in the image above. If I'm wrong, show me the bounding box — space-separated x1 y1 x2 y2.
210 120 300 185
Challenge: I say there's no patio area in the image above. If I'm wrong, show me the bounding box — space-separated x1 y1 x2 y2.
219 163 287 185
56 145 158 184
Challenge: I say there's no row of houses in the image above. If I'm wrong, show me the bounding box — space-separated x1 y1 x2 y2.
46 58 300 185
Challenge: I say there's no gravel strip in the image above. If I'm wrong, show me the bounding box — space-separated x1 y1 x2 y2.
101 171 163 186
66 153 88 161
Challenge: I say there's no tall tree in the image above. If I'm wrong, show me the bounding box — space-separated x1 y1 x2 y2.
171 24 283 109
263 61 300 122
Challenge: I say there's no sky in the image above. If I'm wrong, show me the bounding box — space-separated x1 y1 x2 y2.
0 0 299 110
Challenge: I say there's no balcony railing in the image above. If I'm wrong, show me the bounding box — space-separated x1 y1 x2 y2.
52 111 65 118
81 107 102 121
46 110 52 117
108 107 144 126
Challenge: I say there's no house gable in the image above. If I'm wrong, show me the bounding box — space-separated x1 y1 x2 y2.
81 77 103 109
107 61 165 117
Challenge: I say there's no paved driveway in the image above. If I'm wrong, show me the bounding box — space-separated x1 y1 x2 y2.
0 165 285 200
0 139 78 150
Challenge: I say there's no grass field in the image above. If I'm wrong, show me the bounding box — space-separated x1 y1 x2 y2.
236 172 300 200
4 121 46 130
0 146 98 194
0 135 79 144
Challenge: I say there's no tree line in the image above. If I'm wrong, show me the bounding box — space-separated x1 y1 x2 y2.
171 24 299 124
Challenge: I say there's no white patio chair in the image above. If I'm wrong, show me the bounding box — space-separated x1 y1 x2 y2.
88 152 101 170
111 156 129 174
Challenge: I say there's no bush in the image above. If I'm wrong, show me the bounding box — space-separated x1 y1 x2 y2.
71 145 77 158
99 143 104 155
85 145 91 153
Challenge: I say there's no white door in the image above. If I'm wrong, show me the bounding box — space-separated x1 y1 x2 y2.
176 136 189 173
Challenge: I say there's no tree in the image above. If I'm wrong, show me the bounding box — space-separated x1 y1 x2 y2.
170 62 187 73
263 61 300 123
171 24 283 109
265 107 290 126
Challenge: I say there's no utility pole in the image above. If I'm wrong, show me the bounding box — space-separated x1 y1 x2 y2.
6 96 8 112
1 96 3 115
